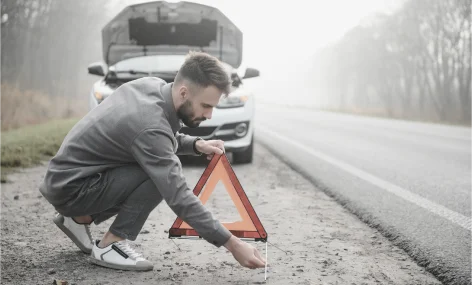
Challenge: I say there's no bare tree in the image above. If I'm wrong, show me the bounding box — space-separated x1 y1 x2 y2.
311 0 472 125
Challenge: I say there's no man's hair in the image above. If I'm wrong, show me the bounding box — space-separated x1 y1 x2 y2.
175 51 231 95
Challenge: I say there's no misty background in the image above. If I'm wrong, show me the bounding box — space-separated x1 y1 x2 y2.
1 0 471 130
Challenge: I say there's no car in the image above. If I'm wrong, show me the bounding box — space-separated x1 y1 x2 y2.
86 1 260 164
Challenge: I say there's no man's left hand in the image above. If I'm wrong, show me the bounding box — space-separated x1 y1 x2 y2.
195 139 225 160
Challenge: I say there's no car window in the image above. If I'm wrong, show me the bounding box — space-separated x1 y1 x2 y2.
113 55 233 73
113 55 186 73
111 54 234 79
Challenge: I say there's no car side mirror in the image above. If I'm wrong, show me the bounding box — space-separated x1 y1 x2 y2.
242 67 260 79
88 62 107 76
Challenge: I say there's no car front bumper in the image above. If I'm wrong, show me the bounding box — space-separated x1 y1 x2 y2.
179 101 255 152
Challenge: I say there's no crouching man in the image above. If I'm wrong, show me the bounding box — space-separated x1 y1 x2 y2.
39 51 266 271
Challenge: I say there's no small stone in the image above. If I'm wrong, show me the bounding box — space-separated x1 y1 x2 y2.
47 268 56 274
297 269 304 272
321 273 328 276
141 230 150 234
165 251 170 255
14 195 19 200
292 273 296 276
171 278 175 281
371 235 377 238
164 230 169 233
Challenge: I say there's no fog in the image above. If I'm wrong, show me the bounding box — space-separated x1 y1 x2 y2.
1 0 470 129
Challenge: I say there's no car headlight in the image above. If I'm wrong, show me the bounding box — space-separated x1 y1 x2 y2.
94 92 103 101
217 95 248 108
93 91 112 104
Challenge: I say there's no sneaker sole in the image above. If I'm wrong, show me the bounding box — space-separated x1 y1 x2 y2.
89 257 154 271
53 214 92 254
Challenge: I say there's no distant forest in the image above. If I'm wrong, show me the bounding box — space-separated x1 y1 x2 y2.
312 0 471 125
1 0 116 129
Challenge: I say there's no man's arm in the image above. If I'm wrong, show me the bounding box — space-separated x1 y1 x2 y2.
175 131 200 156
130 128 231 246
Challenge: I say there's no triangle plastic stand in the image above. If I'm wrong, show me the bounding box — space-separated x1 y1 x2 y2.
168 153 268 242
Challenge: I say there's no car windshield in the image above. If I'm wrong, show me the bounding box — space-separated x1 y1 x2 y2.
112 55 185 74
110 54 233 77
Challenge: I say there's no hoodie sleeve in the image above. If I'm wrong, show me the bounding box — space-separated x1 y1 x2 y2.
130 128 232 247
175 131 199 155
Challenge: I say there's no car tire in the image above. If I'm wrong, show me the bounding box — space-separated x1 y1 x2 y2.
232 136 254 164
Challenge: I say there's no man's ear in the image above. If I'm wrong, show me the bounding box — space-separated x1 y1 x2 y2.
179 85 189 101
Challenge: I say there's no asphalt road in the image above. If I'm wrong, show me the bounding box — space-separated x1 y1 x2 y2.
254 103 471 285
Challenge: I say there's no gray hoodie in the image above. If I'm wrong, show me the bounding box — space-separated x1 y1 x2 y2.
39 77 232 247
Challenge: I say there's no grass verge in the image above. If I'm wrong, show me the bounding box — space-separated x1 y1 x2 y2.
1 118 79 183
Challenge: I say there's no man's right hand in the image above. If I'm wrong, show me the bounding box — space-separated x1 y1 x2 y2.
224 235 266 269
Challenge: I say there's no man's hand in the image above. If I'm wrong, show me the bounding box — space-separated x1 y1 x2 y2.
224 236 267 269
195 139 225 160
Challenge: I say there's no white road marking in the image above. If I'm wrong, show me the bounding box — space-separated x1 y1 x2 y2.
257 126 471 231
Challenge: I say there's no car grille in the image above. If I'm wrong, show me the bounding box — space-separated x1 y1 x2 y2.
179 126 217 137
179 121 250 141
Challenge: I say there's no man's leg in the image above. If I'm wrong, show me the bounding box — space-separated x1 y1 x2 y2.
54 165 162 255
92 179 163 247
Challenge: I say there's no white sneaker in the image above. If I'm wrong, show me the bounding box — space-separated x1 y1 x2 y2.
53 213 94 254
90 240 154 271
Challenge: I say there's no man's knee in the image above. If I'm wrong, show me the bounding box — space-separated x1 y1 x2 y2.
135 179 163 209
125 178 162 210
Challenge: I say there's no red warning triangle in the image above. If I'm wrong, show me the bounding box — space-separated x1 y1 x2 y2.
169 153 267 242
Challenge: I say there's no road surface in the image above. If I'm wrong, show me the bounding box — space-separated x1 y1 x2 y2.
255 103 471 285
1 144 441 284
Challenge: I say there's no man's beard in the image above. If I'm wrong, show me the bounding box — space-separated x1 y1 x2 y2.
177 100 206 128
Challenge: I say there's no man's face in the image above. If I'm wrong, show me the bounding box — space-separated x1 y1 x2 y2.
177 85 222 128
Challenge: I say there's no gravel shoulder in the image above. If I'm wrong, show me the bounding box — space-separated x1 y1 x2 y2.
1 143 441 285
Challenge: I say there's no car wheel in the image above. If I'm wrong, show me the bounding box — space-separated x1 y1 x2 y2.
233 136 253 164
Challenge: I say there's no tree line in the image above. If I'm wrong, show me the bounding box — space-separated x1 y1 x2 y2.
312 0 471 125
1 0 112 98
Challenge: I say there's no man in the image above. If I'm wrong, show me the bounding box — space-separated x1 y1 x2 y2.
39 51 266 271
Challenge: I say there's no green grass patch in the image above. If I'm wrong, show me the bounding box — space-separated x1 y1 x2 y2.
1 118 79 182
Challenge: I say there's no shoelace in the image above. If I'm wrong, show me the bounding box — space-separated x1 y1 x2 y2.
116 241 143 259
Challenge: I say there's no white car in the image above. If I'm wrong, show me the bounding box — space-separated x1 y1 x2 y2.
86 1 259 163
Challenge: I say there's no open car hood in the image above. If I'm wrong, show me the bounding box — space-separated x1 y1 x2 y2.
102 1 243 68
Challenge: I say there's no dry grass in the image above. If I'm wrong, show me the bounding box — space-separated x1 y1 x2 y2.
1 83 87 182
1 84 87 131
1 118 79 183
